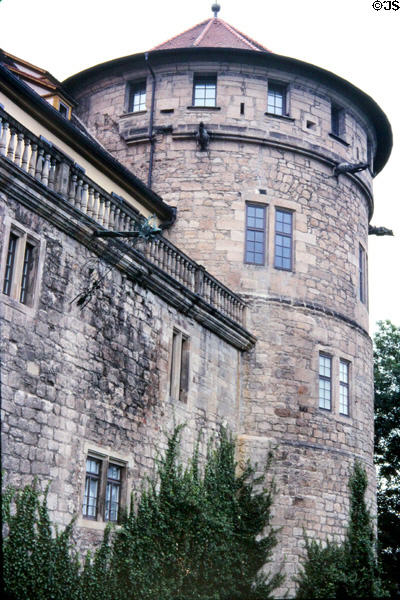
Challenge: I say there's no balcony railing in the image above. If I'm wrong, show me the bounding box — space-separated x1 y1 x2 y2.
0 108 247 327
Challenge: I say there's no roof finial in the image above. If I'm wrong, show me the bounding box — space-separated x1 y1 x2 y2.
211 3 221 18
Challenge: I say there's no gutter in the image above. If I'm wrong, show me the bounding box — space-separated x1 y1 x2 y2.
145 52 156 189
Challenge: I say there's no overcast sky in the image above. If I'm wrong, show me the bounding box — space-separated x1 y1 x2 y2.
1 0 399 332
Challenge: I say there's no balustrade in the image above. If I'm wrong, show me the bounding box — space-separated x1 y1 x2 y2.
0 107 247 327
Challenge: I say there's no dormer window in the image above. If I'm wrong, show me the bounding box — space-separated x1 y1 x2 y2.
58 101 69 118
267 82 287 116
128 81 147 113
193 74 217 107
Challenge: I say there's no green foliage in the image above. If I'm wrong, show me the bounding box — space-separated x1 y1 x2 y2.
3 482 81 600
2 427 283 600
107 426 283 599
295 461 387 599
373 320 400 593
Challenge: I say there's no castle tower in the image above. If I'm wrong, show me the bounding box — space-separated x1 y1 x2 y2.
64 7 392 592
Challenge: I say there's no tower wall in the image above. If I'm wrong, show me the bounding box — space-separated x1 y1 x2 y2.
67 53 379 594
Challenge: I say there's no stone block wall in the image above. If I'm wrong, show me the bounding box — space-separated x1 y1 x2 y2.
1 189 241 549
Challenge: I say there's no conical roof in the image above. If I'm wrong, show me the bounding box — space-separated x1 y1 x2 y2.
151 17 271 53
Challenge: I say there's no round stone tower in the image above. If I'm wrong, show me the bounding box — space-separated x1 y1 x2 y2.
64 8 392 594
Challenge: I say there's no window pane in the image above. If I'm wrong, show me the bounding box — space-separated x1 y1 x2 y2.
245 204 266 265
20 242 35 304
3 233 18 296
193 76 216 107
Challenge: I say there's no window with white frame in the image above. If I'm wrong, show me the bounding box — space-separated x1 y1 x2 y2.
193 74 217 107
128 81 147 113
245 203 266 265
274 209 293 271
339 359 350 416
2 223 41 308
319 353 332 410
267 82 287 116
170 329 190 402
83 455 125 523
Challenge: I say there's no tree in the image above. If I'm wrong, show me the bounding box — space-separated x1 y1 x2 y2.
374 320 400 593
295 461 387 599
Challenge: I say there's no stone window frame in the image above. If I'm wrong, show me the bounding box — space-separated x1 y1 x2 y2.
126 79 147 114
266 80 290 117
330 102 346 139
169 327 190 403
0 216 45 315
318 352 332 411
358 243 368 305
192 73 218 108
79 444 130 530
339 358 350 416
244 202 267 266
316 350 353 416
274 207 294 271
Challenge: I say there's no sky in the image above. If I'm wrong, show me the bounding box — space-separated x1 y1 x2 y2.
1 0 399 332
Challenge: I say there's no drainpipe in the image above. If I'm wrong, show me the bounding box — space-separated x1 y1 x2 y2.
145 52 156 189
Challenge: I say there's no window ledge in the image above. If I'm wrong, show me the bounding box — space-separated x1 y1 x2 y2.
120 110 147 118
265 112 295 122
187 106 221 111
329 132 349 146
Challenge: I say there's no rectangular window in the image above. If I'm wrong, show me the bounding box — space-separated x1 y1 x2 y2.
170 329 190 402
193 75 217 107
128 81 147 112
83 457 101 519
1 225 40 308
339 360 350 416
3 232 18 296
267 82 286 116
359 244 367 304
331 104 344 137
319 354 332 410
274 209 293 271
105 464 122 522
83 455 125 523
245 204 266 265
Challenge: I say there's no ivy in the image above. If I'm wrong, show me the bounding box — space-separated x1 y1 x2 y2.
3 427 283 600
294 461 388 599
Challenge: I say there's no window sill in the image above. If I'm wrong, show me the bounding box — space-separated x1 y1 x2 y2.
329 132 349 147
187 106 221 111
120 110 147 118
265 112 295 122
77 517 122 531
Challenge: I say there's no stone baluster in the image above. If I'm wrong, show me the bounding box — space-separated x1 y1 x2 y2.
113 207 121 231
108 203 116 230
68 174 77 205
96 196 104 225
0 119 9 155
14 132 24 166
195 265 205 296
103 199 111 228
41 154 51 186
28 144 37 176
81 182 89 214
161 242 168 270
77 178 85 209
21 136 30 171
35 148 45 182
92 191 100 221
86 187 95 218
7 128 16 160
48 159 56 190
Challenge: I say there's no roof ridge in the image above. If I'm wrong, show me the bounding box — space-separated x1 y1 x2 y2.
219 19 271 52
150 18 211 51
193 18 214 47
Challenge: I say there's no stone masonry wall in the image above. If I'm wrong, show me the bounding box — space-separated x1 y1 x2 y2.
1 191 241 550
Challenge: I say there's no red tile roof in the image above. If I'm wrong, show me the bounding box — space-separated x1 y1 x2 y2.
151 18 271 52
